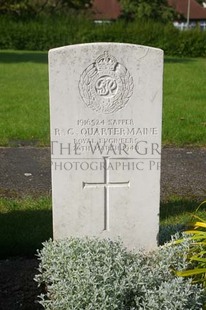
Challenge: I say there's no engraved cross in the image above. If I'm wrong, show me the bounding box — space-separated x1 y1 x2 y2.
83 157 130 231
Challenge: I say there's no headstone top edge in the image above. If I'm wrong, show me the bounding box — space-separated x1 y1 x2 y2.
48 42 164 55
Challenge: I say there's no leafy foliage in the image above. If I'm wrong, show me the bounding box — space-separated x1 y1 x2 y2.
196 0 205 4
118 0 176 22
1 16 206 57
159 223 185 245
175 201 206 287
0 0 92 17
35 237 205 309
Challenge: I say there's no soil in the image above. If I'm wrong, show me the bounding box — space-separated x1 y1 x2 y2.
0 146 206 309
0 258 43 310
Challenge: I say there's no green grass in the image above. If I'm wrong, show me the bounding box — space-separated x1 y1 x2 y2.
0 51 206 146
160 197 206 226
0 50 49 146
0 196 52 257
0 195 205 258
163 58 206 146
0 51 205 256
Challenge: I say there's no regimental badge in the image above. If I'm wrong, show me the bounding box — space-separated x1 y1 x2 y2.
79 51 134 114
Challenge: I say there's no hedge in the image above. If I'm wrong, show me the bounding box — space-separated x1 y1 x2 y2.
0 15 206 57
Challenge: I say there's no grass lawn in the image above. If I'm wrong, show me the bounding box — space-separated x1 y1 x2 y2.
0 51 206 258
0 196 52 257
163 57 206 146
0 50 49 146
0 50 206 146
0 195 205 258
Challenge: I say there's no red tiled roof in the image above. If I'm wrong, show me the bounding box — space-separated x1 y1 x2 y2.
92 0 121 20
168 0 206 20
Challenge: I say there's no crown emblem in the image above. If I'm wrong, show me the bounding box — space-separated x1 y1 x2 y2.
95 51 117 72
79 51 134 114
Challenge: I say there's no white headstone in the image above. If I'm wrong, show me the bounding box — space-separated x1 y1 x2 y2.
49 43 163 251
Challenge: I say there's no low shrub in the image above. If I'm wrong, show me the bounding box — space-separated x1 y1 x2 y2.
175 202 206 287
35 236 205 309
0 15 206 57
159 223 185 245
0 15 93 51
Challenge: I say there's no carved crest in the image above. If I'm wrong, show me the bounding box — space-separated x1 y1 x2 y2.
79 51 134 114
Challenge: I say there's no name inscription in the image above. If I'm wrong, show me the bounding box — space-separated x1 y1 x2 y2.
54 118 158 137
51 117 161 169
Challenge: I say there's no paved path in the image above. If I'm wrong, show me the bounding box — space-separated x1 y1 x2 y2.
0 147 205 201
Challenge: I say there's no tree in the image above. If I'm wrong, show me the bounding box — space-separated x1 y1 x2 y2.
118 0 176 22
196 0 204 4
0 0 92 17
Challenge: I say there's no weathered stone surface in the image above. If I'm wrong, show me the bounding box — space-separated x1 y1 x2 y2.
49 43 163 250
